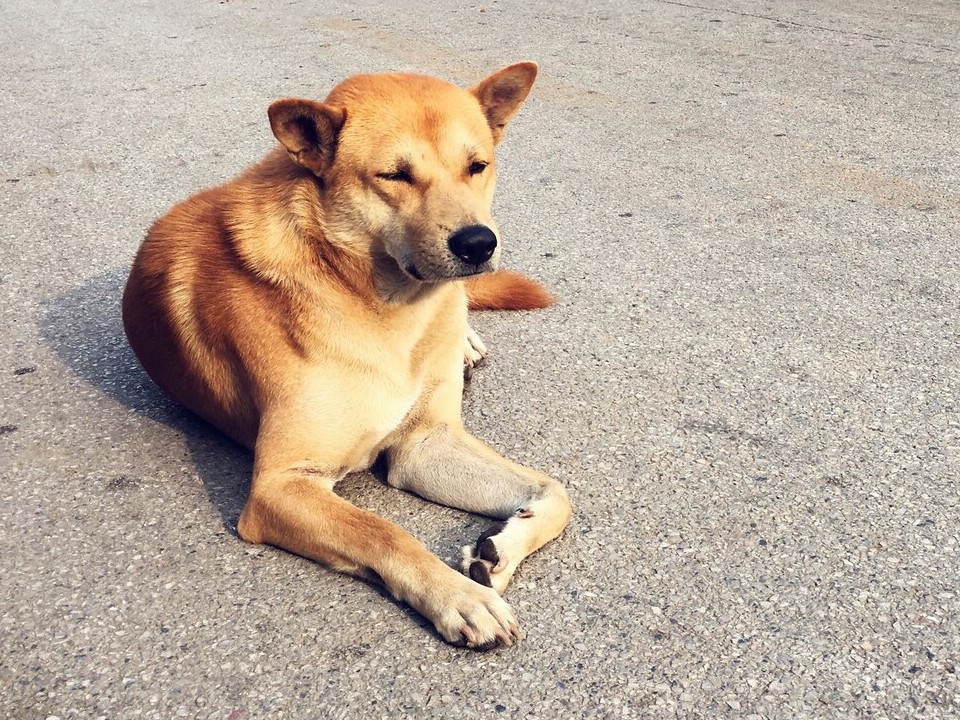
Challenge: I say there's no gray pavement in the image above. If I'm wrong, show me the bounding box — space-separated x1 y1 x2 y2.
2 0 959 717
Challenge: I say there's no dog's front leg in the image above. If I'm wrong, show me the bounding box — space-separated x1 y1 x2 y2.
387 426 572 595
236 431 520 649
464 324 488 370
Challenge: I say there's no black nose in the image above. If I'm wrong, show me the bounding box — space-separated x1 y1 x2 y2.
447 225 497 265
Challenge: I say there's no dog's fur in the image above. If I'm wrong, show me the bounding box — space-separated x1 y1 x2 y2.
122 63 571 649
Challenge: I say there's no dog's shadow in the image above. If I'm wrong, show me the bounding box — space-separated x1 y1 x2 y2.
40 267 486 559
40 267 254 529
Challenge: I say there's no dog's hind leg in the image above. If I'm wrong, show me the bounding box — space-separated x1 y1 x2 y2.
387 425 572 594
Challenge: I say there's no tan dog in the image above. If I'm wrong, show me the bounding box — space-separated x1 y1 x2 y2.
122 63 571 649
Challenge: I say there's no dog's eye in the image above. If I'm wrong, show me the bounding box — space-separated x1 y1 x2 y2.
468 161 489 176
377 169 414 184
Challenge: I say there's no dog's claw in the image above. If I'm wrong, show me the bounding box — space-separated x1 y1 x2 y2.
472 636 500 652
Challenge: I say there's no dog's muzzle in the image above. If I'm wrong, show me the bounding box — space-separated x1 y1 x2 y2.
448 225 497 266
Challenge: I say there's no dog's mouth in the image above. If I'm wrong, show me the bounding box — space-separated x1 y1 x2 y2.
403 262 491 283
458 267 486 277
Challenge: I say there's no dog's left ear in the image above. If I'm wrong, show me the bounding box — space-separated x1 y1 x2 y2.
268 98 347 177
470 62 538 144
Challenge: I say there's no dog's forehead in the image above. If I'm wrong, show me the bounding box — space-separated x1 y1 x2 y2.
328 73 493 158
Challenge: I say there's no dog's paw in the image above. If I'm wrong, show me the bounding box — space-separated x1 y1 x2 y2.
461 512 532 595
463 325 488 378
429 574 522 650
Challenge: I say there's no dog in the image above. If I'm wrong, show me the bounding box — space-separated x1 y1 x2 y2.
122 62 572 649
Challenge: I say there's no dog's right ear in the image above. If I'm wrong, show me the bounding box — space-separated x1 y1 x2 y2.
268 99 346 177
470 62 538 145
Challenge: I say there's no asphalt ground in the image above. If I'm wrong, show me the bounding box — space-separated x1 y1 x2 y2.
1 0 958 717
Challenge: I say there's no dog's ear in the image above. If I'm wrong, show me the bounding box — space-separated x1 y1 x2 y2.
268 99 347 177
470 62 538 144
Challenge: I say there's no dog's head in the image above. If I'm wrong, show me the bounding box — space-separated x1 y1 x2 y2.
267 63 537 284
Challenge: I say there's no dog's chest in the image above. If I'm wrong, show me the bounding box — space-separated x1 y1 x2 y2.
345 285 463 370
298 286 466 471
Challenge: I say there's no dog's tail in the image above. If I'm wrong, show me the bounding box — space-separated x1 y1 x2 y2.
464 271 555 311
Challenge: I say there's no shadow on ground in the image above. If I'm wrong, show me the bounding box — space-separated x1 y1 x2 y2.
39 266 253 531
